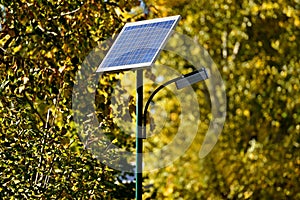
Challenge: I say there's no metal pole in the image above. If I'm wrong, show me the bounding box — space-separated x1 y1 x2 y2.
136 69 143 200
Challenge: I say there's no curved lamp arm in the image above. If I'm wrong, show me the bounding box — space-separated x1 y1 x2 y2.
142 68 209 138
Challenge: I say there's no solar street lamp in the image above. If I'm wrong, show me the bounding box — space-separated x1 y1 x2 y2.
96 15 208 200
97 15 180 200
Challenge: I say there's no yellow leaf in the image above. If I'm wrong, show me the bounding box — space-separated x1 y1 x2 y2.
45 51 52 58
294 17 300 27
13 44 22 53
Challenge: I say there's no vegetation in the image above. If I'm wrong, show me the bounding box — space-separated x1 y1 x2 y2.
1 0 299 199
143 0 300 199
0 0 138 199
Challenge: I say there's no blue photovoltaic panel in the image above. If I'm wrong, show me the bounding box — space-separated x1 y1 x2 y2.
96 15 181 72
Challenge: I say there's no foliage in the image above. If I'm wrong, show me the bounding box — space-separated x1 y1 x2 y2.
1 0 300 199
142 0 300 199
0 0 139 199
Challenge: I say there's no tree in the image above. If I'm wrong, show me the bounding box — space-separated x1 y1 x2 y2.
141 0 300 199
0 0 139 199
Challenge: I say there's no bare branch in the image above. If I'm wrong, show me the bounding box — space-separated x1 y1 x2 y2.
48 7 81 21
60 7 80 17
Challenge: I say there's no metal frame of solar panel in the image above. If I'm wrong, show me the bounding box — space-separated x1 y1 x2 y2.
96 15 181 73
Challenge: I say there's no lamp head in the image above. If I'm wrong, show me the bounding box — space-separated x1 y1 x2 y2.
175 68 209 89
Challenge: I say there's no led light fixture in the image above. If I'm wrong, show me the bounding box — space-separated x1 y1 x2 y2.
175 68 209 89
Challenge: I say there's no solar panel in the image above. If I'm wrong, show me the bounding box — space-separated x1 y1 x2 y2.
96 15 181 72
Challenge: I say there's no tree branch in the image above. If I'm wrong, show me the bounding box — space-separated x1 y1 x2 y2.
23 91 46 126
47 7 81 21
